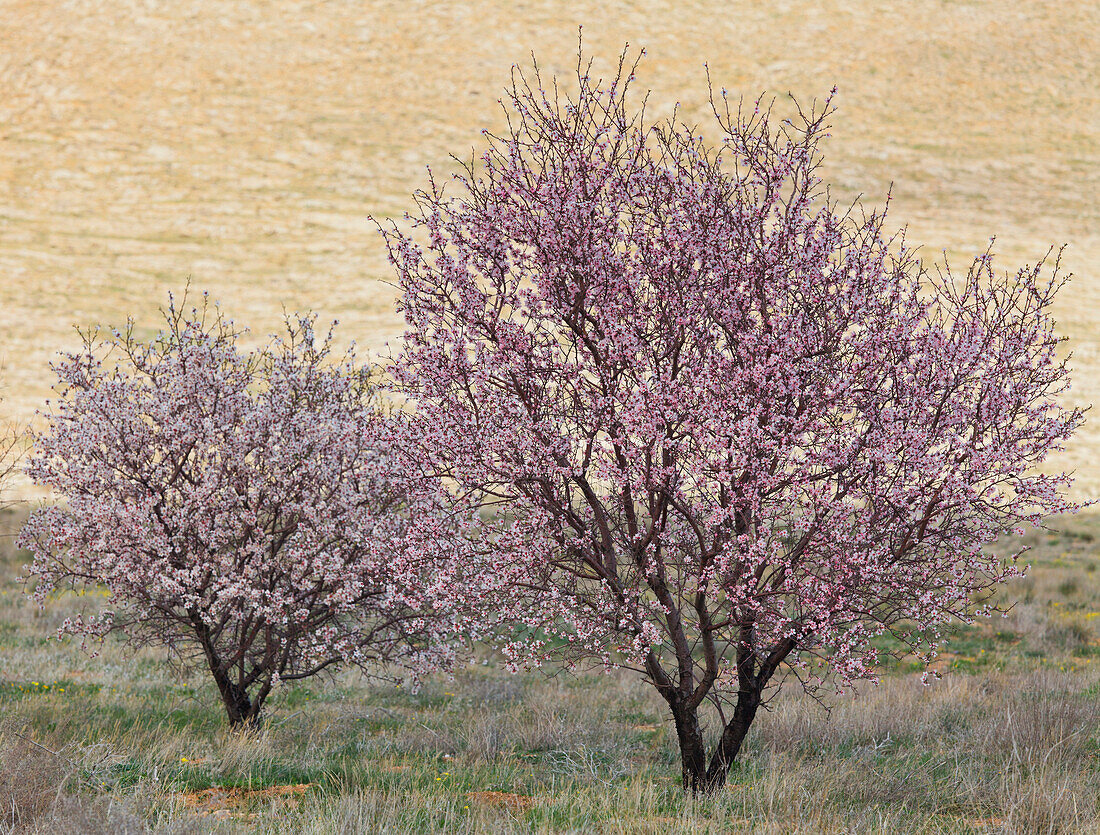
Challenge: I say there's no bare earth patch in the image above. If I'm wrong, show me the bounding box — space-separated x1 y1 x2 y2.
177 782 315 818
466 790 534 810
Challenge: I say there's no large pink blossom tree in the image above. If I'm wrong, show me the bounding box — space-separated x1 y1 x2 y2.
381 50 1086 791
20 297 474 727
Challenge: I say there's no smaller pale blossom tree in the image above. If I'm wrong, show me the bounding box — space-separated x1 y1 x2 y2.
382 49 1086 792
20 297 472 727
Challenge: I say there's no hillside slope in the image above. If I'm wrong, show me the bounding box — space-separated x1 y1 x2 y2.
1 0 1097 493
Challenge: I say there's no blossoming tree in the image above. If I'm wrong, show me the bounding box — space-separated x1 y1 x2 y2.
380 51 1085 791
20 297 471 727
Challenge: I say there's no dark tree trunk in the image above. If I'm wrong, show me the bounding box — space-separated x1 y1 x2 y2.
667 682 764 794
670 699 709 792
665 631 795 793
704 685 762 790
217 676 261 729
191 613 264 729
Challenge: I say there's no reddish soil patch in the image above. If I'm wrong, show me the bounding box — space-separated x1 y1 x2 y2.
177 783 315 817
466 790 533 810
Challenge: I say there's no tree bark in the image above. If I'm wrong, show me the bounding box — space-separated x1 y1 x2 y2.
667 682 764 794
190 613 263 729
703 684 762 790
210 664 262 728
670 699 709 792
666 632 797 792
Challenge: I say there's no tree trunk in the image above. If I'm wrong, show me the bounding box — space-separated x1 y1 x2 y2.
704 684 762 791
662 629 793 793
191 613 264 729
670 699 709 792
667 681 766 793
644 598 793 793
218 678 261 729
208 662 262 728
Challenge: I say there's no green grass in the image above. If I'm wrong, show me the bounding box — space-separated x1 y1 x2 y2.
2 509 1100 832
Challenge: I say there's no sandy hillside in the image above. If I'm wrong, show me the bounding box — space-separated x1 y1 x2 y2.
0 0 1097 495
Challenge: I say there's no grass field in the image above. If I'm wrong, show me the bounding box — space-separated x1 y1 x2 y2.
2 507 1100 833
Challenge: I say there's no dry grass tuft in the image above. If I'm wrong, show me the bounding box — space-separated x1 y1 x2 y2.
0 735 67 829
0 733 154 834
